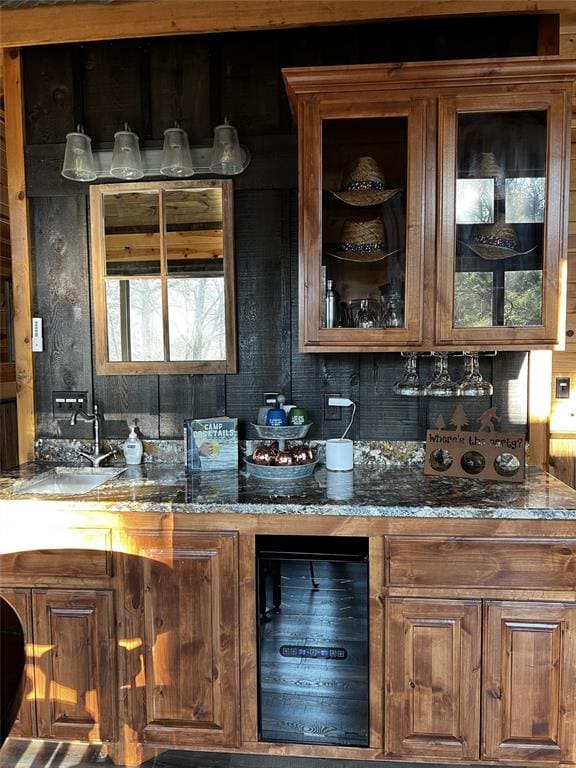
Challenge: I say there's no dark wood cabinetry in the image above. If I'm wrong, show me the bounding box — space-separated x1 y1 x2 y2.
2 514 575 766
483 601 576 764
283 57 575 352
121 530 240 749
385 598 481 761
0 587 116 743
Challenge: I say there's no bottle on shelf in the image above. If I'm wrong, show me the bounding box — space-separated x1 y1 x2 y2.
325 279 339 328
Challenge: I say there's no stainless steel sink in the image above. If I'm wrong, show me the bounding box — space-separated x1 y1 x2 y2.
14 467 125 496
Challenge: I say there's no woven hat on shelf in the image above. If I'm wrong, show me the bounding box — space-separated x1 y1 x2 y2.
460 216 537 261
326 216 399 263
468 151 505 181
330 156 401 206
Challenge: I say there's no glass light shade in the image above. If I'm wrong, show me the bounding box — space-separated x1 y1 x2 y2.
209 122 244 175
61 130 97 181
160 127 194 177
110 129 144 180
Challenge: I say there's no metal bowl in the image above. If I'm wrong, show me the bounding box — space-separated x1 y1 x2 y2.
251 423 312 440
245 456 318 480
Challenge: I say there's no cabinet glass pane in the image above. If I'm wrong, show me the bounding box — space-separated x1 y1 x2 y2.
454 110 546 328
321 117 407 330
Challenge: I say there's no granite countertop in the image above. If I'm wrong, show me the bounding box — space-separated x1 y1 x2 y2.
1 461 576 520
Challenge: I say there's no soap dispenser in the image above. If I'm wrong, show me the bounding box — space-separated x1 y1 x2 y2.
123 422 143 465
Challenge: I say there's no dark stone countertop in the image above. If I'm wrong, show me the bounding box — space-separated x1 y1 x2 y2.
1 461 576 520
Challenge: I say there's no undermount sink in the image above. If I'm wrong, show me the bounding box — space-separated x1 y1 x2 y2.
14 467 125 496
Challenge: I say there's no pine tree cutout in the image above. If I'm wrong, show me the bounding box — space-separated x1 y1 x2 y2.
450 404 469 431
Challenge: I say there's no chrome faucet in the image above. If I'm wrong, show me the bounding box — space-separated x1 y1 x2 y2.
69 403 115 467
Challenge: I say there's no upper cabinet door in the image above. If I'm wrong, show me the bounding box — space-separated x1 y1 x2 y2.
296 93 427 352
436 91 571 347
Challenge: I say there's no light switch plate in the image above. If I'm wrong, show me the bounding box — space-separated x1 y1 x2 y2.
32 317 43 352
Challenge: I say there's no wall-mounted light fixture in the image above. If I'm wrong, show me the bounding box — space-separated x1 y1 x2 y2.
61 118 250 182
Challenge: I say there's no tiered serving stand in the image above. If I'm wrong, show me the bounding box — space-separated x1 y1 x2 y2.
245 422 317 480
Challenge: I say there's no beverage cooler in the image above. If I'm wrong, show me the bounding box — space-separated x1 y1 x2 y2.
256 535 369 747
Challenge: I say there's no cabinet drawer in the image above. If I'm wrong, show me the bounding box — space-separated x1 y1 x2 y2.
0 528 112 578
386 537 576 590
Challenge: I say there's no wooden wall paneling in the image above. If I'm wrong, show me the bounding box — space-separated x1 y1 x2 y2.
216 32 285 137
158 374 226 437
549 437 576 487
81 41 148 143
93 373 160 440
24 144 92 198
3 48 35 463
224 190 292 437
3 1 575 48
0 397 19 470
491 351 529 434
148 38 212 142
30 197 94 438
358 353 422 440
22 46 76 145
529 350 553 468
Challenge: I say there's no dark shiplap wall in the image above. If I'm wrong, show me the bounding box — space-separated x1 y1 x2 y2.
23 18 539 441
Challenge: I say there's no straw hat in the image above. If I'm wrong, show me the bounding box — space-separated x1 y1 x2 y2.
326 217 399 262
330 156 401 206
460 216 537 261
468 152 504 181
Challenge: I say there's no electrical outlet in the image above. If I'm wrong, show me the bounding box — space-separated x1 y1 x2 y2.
324 392 342 421
52 391 88 419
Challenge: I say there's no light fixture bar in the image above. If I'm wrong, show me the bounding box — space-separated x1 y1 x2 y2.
62 139 250 181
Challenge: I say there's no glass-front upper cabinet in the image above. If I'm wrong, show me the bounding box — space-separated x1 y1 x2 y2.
436 92 570 346
284 57 575 352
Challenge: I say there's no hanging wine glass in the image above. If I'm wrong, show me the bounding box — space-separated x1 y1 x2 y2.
425 352 460 397
459 352 493 397
393 352 425 396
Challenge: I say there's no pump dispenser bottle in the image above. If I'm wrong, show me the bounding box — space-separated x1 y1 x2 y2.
123 423 143 465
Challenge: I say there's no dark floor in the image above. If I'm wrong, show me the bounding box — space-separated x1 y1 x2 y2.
0 741 516 768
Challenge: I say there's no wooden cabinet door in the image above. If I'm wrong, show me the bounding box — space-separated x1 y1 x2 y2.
32 589 116 742
385 598 481 761
124 531 239 748
484 601 576 764
0 588 36 738
436 90 571 348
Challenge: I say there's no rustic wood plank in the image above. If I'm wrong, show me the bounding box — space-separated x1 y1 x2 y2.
93 372 160 440
225 190 291 439
30 196 93 439
158 374 226 438
3 48 35 463
82 41 147 143
2 0 573 48
549 437 576 488
22 46 76 145
529 350 553 468
149 38 212 143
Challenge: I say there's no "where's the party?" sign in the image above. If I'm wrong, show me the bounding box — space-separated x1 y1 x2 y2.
424 406 525 482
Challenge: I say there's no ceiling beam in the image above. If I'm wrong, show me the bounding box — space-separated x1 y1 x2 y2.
1 0 576 48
